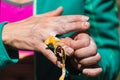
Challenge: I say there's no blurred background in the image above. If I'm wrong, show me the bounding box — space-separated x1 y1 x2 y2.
116 0 120 80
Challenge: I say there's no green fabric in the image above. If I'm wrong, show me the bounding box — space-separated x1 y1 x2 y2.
85 0 120 80
35 0 120 80
0 22 18 69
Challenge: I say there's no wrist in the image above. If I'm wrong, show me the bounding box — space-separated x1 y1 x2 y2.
2 23 19 51
2 23 13 45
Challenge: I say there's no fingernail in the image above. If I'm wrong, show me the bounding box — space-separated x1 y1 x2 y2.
58 6 63 9
84 16 89 20
56 61 62 68
82 22 89 27
85 16 89 20
82 16 89 21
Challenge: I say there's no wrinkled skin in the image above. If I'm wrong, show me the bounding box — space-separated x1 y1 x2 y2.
2 7 102 77
59 33 102 77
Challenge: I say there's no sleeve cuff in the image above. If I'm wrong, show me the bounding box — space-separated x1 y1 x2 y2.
0 22 18 69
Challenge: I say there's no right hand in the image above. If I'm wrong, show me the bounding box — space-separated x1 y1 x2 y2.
2 7 89 67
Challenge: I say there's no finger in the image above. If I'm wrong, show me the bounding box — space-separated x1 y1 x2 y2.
74 38 97 58
35 41 62 68
57 41 74 56
79 53 101 66
83 67 102 77
49 15 89 23
68 33 90 50
37 7 63 17
56 22 90 35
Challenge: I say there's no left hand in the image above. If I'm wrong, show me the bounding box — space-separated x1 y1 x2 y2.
60 33 102 77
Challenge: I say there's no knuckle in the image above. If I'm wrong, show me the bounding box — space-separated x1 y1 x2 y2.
74 50 81 57
90 45 97 56
81 38 90 47
70 43 77 49
59 24 67 33
77 34 90 47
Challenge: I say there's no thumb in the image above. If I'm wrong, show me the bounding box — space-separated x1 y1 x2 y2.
36 41 62 68
40 6 63 17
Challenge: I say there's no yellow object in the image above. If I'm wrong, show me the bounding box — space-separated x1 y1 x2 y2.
45 36 60 48
45 36 66 80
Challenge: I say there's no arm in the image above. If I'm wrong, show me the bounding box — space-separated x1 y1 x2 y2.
84 0 120 80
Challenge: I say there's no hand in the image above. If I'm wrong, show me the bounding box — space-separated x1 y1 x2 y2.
2 7 89 67
60 33 102 77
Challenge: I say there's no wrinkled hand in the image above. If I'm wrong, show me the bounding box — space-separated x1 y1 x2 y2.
60 33 102 77
2 7 89 67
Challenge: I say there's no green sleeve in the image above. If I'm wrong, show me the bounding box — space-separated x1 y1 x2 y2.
0 22 18 69
84 0 120 80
